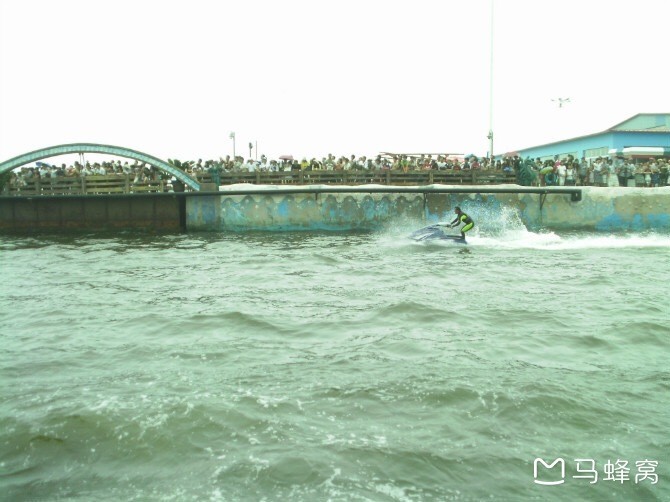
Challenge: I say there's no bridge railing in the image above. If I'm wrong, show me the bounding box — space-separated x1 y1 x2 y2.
2 170 518 196
3 175 167 196
196 169 517 186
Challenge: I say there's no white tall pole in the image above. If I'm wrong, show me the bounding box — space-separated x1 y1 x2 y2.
488 0 494 163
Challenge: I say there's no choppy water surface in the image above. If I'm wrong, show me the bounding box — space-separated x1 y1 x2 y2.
1 220 669 501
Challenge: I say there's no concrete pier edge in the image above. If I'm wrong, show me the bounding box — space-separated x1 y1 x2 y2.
1 184 668 232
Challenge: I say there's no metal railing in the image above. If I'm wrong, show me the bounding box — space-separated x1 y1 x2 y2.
2 170 519 196
3 175 166 196
206 169 517 186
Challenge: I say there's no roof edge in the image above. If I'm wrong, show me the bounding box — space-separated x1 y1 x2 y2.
510 113 670 154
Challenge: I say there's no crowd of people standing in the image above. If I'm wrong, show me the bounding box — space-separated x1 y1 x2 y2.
530 155 668 187
8 159 163 187
5 152 669 189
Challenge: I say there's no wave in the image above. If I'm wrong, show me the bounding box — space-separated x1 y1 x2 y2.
471 230 670 250
381 203 670 251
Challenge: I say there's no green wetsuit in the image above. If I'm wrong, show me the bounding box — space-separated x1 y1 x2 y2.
450 212 474 238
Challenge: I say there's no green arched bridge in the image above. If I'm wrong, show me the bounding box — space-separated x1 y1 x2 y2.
0 143 201 191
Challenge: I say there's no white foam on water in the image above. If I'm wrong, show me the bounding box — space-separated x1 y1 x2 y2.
470 229 670 251
397 203 670 251
387 211 670 252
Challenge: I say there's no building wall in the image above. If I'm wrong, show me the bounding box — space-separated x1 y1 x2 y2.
186 188 670 232
518 131 670 161
517 133 611 160
611 131 670 149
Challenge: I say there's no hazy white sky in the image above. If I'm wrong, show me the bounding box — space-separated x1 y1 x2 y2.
1 0 668 163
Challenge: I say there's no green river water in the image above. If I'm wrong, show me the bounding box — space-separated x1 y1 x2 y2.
1 221 669 501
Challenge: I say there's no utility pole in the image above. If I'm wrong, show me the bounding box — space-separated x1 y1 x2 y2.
488 0 494 163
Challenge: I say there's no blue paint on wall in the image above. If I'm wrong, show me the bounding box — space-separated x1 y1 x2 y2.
596 213 629 231
277 198 291 218
596 212 670 232
649 213 670 228
187 189 670 233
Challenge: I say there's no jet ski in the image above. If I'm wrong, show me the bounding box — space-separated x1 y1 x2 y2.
410 224 467 244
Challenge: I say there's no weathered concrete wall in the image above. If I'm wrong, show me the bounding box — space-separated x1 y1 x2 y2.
187 192 425 231
538 187 670 231
186 185 670 232
0 194 184 231
2 186 667 233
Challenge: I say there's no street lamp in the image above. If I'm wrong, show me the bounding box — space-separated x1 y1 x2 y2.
229 132 236 159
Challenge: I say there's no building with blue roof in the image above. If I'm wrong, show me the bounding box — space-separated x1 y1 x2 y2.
510 113 670 162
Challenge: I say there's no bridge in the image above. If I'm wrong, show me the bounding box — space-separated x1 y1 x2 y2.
0 143 201 191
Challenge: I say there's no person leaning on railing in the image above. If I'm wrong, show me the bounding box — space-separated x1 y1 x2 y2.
9 153 668 190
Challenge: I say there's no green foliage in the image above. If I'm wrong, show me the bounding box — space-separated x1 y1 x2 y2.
0 171 11 193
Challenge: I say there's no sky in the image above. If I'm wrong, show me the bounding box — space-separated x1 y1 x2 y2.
1 0 669 164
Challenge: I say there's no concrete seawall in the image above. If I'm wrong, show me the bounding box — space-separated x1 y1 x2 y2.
1 185 667 232
186 185 670 232
0 194 185 231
